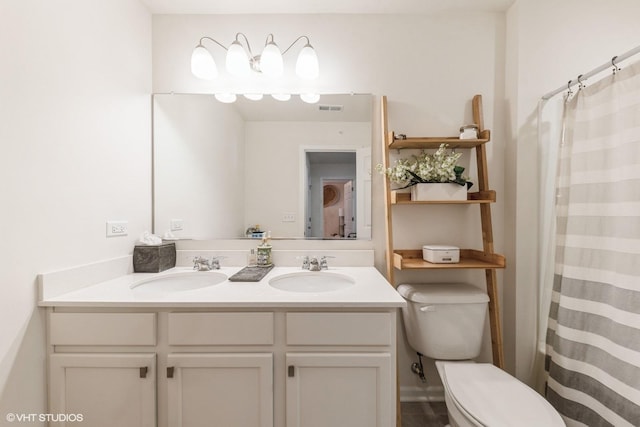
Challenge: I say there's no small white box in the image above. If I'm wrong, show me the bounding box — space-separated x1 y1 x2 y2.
422 245 460 263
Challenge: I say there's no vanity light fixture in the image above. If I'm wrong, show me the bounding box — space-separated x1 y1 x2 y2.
271 93 292 101
243 93 264 101
214 93 237 104
191 33 319 80
300 93 321 104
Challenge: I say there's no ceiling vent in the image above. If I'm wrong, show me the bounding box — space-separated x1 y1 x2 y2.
318 104 343 112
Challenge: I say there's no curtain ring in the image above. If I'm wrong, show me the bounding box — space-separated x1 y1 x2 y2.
577 74 586 89
566 80 573 96
611 56 621 74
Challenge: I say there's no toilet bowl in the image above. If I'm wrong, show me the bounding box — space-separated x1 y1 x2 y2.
398 283 565 427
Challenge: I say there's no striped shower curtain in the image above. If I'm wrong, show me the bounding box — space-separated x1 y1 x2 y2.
545 61 640 426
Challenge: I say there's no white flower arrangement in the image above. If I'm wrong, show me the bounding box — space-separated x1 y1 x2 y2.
376 143 471 189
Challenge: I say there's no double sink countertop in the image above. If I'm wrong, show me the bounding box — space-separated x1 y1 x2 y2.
39 263 406 309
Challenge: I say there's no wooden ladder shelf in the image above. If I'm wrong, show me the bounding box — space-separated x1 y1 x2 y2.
380 95 505 369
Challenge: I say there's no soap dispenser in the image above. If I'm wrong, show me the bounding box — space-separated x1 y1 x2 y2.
257 231 272 267
247 249 257 267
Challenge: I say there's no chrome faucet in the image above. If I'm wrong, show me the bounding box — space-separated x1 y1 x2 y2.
308 257 321 271
301 255 334 271
193 256 223 271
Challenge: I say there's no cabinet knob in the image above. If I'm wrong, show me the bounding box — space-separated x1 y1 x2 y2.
139 367 148 378
167 366 175 378
288 365 295 377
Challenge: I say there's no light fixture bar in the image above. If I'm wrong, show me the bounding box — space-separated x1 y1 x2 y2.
191 33 319 81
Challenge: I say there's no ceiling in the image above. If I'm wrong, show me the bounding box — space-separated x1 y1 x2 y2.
140 0 515 15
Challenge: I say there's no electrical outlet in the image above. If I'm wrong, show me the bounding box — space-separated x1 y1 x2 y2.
106 220 128 237
282 212 296 222
170 219 184 231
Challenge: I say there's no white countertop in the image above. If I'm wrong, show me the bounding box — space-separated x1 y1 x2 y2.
39 266 406 309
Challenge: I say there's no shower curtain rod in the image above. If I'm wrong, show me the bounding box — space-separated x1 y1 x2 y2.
541 44 640 100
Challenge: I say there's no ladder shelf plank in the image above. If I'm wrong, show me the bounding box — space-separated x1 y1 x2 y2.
388 130 491 150
393 249 505 270
391 190 496 204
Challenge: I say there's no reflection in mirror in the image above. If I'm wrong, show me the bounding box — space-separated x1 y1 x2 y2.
153 93 372 240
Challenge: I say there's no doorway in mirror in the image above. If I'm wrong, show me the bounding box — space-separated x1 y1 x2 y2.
304 149 370 239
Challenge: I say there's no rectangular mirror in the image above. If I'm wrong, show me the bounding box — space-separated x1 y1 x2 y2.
152 93 373 240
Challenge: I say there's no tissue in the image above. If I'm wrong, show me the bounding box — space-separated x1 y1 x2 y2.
138 231 162 246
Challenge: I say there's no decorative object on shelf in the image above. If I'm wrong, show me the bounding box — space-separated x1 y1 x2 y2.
375 143 472 196
246 224 265 239
459 124 479 140
422 245 460 264
411 182 467 201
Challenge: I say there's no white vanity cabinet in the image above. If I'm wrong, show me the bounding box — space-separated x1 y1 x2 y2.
284 312 395 427
166 353 273 427
47 313 157 427
49 353 156 427
285 353 391 427
165 312 275 427
46 308 397 427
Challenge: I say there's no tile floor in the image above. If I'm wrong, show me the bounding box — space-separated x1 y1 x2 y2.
401 401 450 427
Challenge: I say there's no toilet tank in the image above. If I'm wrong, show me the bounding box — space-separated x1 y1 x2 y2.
397 283 489 360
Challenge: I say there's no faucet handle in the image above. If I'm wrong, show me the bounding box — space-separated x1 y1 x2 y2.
319 255 335 270
193 256 210 270
297 255 310 270
210 256 226 270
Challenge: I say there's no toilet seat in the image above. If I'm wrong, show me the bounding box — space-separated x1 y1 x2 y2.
439 362 565 427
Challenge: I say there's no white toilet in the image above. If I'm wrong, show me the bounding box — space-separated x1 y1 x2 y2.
398 283 565 427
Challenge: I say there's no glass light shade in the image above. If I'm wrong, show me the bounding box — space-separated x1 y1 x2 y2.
191 45 218 80
300 93 320 104
243 93 264 101
271 93 291 101
226 41 251 76
214 93 237 103
295 44 319 80
260 42 284 77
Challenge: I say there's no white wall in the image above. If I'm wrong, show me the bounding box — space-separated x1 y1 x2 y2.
0 0 151 420
154 94 246 239
504 0 640 384
153 12 506 397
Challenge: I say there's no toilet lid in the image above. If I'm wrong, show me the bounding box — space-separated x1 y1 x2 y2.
442 363 565 427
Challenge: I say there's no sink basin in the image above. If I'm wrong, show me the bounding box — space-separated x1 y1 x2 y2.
131 271 227 293
268 271 355 293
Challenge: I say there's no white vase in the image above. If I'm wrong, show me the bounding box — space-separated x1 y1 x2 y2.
411 183 468 201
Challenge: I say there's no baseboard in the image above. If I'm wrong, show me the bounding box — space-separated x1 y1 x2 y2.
400 385 445 402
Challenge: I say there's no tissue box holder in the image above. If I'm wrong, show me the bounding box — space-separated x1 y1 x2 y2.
133 242 176 273
422 245 460 264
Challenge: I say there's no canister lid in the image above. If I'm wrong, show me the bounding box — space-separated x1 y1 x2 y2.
397 283 489 304
422 245 459 251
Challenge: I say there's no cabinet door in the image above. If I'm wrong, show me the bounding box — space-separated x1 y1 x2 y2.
49 353 156 427
286 353 392 427
167 353 273 427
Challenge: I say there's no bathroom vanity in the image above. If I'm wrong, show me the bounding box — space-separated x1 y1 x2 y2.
39 255 404 427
